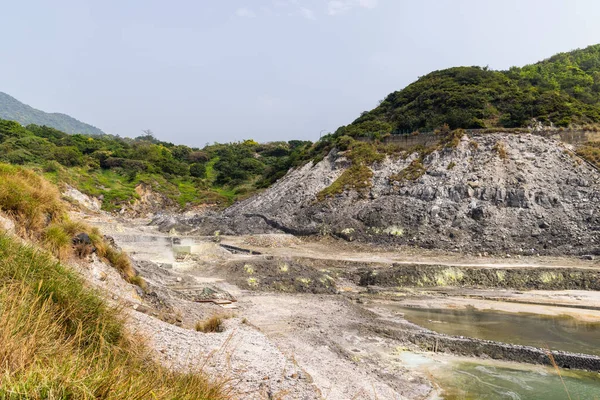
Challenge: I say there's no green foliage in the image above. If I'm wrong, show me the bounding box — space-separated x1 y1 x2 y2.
190 163 207 178
316 164 374 201
349 44 600 132
316 140 385 200
0 118 313 210
389 159 426 183
42 224 72 259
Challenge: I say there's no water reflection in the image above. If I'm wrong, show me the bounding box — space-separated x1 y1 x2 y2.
389 305 600 355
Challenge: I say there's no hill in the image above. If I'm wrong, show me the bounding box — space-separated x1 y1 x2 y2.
0 91 105 135
204 132 600 256
0 118 311 212
337 44 600 136
152 46 600 254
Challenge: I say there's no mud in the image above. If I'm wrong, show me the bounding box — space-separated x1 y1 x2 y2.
73 211 600 399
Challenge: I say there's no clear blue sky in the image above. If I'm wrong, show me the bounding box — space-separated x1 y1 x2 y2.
1 0 599 146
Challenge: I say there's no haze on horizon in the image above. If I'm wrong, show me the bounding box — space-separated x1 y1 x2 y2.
1 0 599 147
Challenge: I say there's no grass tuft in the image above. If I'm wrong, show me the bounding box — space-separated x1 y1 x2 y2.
195 316 225 333
0 164 65 234
42 223 72 260
493 141 508 160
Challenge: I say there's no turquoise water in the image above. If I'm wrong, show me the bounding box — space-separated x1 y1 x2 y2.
438 362 600 400
398 353 600 400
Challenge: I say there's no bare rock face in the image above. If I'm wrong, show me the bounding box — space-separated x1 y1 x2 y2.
122 183 176 218
63 184 102 211
175 133 600 255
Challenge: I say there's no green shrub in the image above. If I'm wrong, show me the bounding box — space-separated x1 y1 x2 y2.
190 163 207 178
43 160 62 172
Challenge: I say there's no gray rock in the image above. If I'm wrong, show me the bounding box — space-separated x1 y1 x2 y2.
160 133 600 256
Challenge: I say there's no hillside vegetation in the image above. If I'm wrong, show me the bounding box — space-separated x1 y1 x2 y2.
0 119 312 211
338 44 600 136
0 163 144 286
0 165 228 399
3 45 600 212
0 91 104 135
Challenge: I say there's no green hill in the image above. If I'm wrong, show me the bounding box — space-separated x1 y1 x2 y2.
0 118 312 211
338 44 600 136
0 91 105 135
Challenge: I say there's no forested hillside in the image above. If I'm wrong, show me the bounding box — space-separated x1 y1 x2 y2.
338 44 600 136
0 92 104 135
0 119 311 211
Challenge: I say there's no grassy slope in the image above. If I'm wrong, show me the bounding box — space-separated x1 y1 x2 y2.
0 120 312 211
0 163 228 399
0 235 228 399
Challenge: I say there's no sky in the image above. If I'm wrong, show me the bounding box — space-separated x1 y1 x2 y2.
1 0 600 147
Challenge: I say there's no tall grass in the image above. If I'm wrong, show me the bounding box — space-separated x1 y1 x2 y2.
0 163 65 234
0 233 229 399
0 163 142 285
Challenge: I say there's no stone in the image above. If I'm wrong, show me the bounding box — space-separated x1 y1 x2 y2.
73 232 92 245
0 214 15 234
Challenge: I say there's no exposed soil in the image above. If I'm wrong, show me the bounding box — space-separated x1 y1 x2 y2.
159 133 600 256
68 202 600 399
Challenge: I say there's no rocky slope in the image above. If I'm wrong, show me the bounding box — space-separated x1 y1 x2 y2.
163 132 600 256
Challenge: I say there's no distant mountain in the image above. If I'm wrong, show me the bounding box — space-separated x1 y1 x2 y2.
0 92 104 135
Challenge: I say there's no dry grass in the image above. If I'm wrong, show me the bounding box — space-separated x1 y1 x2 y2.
546 349 572 400
577 141 600 168
0 163 65 234
0 233 229 399
195 315 225 333
493 141 508 160
0 163 145 287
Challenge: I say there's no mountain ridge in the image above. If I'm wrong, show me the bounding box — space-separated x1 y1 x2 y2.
0 91 105 135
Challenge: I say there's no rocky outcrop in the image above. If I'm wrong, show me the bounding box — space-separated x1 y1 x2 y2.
122 183 176 217
163 133 600 255
63 184 102 211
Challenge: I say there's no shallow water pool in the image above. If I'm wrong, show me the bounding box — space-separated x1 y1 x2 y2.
390 305 600 355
